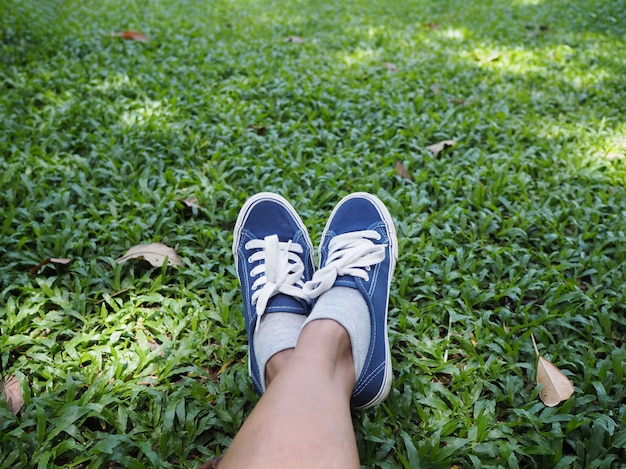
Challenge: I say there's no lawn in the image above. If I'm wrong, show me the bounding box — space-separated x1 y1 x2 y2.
1 0 625 467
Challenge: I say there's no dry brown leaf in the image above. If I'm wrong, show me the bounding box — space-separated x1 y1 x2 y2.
248 124 268 136
382 62 398 73
283 36 303 43
110 30 149 42
394 161 412 180
116 242 183 267
29 257 73 275
50 257 72 264
536 356 574 406
531 332 575 407
450 97 469 106
424 22 441 30
180 197 200 209
1 375 24 415
427 139 456 156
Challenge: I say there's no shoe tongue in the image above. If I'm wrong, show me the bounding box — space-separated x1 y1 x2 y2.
265 293 308 315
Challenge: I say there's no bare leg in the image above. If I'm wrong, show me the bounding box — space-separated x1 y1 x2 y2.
219 319 359 469
265 348 293 387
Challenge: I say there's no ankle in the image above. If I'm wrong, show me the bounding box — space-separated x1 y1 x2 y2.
301 287 370 382
297 319 356 388
265 349 294 386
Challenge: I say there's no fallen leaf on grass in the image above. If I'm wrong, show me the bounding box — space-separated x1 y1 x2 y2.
427 139 456 156
29 257 73 275
531 332 574 407
394 161 412 180
179 197 200 209
450 97 469 106
1 375 24 415
283 36 303 43
248 124 268 136
424 22 441 30
116 243 183 267
110 30 149 42
382 62 398 73
537 356 574 406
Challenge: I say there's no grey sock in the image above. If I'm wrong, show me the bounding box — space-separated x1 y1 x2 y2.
302 287 371 379
253 312 306 391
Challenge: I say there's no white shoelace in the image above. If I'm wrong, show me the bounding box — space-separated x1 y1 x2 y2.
246 234 310 332
303 230 386 299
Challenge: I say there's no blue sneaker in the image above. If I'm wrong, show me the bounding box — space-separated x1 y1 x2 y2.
232 193 314 395
304 192 398 409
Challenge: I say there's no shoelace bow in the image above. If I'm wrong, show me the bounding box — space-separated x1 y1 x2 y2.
247 230 387 331
246 234 309 332
302 230 386 299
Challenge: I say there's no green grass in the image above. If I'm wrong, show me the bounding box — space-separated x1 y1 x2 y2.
1 0 625 467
